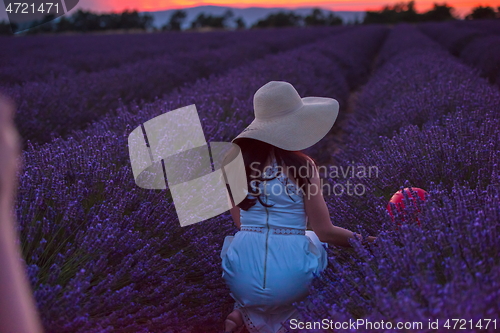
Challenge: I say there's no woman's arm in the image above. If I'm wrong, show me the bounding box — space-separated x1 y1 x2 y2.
303 160 376 247
0 96 44 333
229 206 241 229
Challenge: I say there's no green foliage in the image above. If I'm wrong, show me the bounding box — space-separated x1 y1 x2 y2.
234 17 246 29
162 10 187 31
304 8 343 26
465 5 499 20
0 19 16 35
252 8 342 28
25 9 154 34
364 1 457 24
420 4 455 22
252 10 303 28
190 9 234 29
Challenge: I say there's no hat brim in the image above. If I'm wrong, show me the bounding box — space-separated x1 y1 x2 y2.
231 97 339 151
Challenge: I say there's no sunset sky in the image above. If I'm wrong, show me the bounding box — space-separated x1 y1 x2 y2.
1 0 499 21
78 0 500 16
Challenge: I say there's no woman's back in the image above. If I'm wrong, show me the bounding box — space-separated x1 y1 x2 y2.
240 158 307 231
220 157 328 332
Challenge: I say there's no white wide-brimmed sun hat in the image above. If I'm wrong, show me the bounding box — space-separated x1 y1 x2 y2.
232 81 339 151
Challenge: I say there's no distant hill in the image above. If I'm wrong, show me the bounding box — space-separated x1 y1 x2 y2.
142 5 366 29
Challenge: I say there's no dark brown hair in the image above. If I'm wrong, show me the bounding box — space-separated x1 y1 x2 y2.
233 137 317 211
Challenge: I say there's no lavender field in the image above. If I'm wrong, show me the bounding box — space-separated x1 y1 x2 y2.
1 22 499 332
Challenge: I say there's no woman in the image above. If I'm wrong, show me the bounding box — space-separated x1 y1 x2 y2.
220 81 376 333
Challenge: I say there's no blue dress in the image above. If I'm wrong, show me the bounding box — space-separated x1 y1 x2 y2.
220 159 328 333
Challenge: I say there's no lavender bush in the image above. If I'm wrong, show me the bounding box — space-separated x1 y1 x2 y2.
302 25 389 89
3 26 343 145
460 35 500 86
374 23 442 68
294 24 500 332
297 184 499 332
343 24 500 148
0 31 244 86
451 18 500 35
8 22 498 332
418 22 485 56
1 28 345 86
419 21 500 87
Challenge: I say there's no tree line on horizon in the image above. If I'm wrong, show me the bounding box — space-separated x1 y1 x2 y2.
160 3 500 30
165 8 343 30
364 1 500 24
0 2 499 35
0 9 154 34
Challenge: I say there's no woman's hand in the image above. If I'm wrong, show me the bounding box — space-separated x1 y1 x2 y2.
303 158 376 248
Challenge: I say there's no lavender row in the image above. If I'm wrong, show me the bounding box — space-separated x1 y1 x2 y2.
60 25 388 161
0 32 238 86
326 24 499 243
451 18 500 35
343 24 500 149
296 24 500 329
0 29 315 86
374 23 443 68
323 113 499 233
418 21 500 86
17 26 388 331
459 35 500 86
298 184 499 330
4 26 343 145
304 24 389 89
418 22 486 56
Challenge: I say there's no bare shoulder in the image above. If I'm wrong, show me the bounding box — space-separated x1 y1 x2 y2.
303 155 319 178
